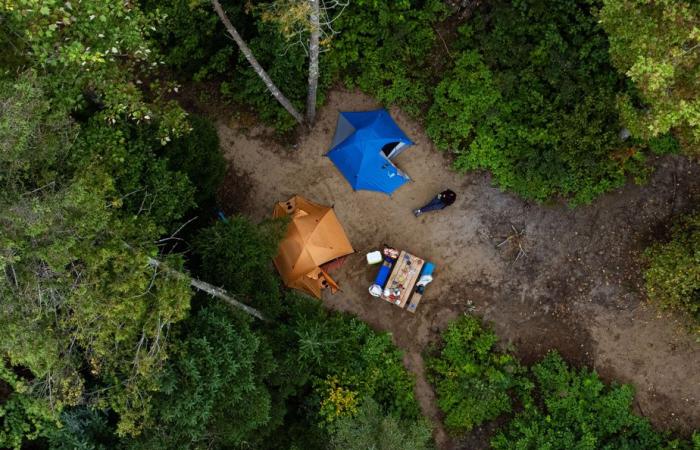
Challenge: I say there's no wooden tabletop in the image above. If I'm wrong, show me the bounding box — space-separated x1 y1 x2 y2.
381 250 424 308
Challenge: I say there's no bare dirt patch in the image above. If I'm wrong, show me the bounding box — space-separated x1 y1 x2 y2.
214 89 700 449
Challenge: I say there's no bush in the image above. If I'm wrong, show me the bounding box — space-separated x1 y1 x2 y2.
327 0 448 116
329 397 433 450
142 0 246 80
193 216 287 315
427 0 646 204
132 302 275 449
492 352 686 449
71 119 196 230
289 298 421 422
644 212 700 326
222 19 320 133
261 293 423 449
162 115 226 208
426 315 523 434
0 361 59 450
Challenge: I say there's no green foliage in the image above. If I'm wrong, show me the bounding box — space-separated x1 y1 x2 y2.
0 171 193 436
427 315 523 434
294 300 419 422
133 302 274 449
427 0 645 204
71 119 195 229
328 0 447 115
648 134 682 156
46 407 116 450
2 0 188 142
0 9 206 429
0 73 75 193
491 352 685 449
143 0 243 81
599 0 700 156
162 115 226 208
259 292 423 449
0 361 59 450
644 212 700 326
329 397 433 450
193 216 287 314
222 19 326 133
426 50 501 152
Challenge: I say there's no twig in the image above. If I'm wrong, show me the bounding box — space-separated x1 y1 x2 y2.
433 26 453 60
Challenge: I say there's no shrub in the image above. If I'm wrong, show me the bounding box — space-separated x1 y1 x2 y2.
329 397 433 450
142 0 246 80
327 0 448 116
0 361 59 450
644 212 700 326
222 19 317 133
492 352 686 449
162 115 226 208
427 0 646 204
262 293 422 449
132 302 275 449
427 315 523 434
193 216 287 315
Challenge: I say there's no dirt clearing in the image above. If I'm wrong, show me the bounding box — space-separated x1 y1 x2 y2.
215 89 700 449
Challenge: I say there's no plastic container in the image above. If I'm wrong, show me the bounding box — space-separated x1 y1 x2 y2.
366 250 383 264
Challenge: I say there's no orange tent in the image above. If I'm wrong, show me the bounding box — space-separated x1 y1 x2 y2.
272 195 354 298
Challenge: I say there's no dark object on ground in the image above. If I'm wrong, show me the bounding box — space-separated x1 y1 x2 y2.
414 190 457 216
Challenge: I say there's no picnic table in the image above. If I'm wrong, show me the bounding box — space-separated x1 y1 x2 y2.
380 250 425 308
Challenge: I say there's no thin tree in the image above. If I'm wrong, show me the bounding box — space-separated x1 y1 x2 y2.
260 0 348 124
306 0 320 123
147 256 267 321
211 0 304 125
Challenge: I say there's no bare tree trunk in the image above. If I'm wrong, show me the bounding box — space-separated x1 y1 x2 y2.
211 0 304 125
306 0 321 124
147 257 267 321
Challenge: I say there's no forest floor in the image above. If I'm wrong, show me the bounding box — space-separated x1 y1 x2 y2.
211 89 700 449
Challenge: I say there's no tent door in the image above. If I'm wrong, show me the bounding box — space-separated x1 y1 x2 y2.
381 141 408 160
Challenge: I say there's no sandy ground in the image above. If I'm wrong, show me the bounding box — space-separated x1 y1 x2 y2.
213 89 700 449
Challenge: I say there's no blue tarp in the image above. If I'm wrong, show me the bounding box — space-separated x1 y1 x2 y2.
326 109 413 195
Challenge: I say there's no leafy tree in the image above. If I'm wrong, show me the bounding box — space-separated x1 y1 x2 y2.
142 0 244 81
327 0 447 115
161 115 226 209
258 0 349 123
0 20 196 439
491 352 688 449
212 0 305 125
193 216 287 315
427 315 523 434
427 0 645 204
0 360 59 450
329 397 433 450
0 73 75 193
221 17 322 133
131 302 274 449
644 212 700 327
1 0 188 142
599 0 700 156
45 407 117 450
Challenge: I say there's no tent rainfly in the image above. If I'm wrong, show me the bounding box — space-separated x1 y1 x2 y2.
326 109 414 195
272 195 354 298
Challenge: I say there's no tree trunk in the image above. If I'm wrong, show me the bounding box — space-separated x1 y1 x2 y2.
211 0 304 125
306 0 321 124
147 257 267 321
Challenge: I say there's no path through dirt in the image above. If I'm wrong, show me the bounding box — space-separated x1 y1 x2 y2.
215 89 700 449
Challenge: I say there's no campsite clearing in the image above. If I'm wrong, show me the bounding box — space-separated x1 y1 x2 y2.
213 89 700 449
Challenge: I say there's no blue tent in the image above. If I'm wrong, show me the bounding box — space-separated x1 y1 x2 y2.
326 109 413 195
